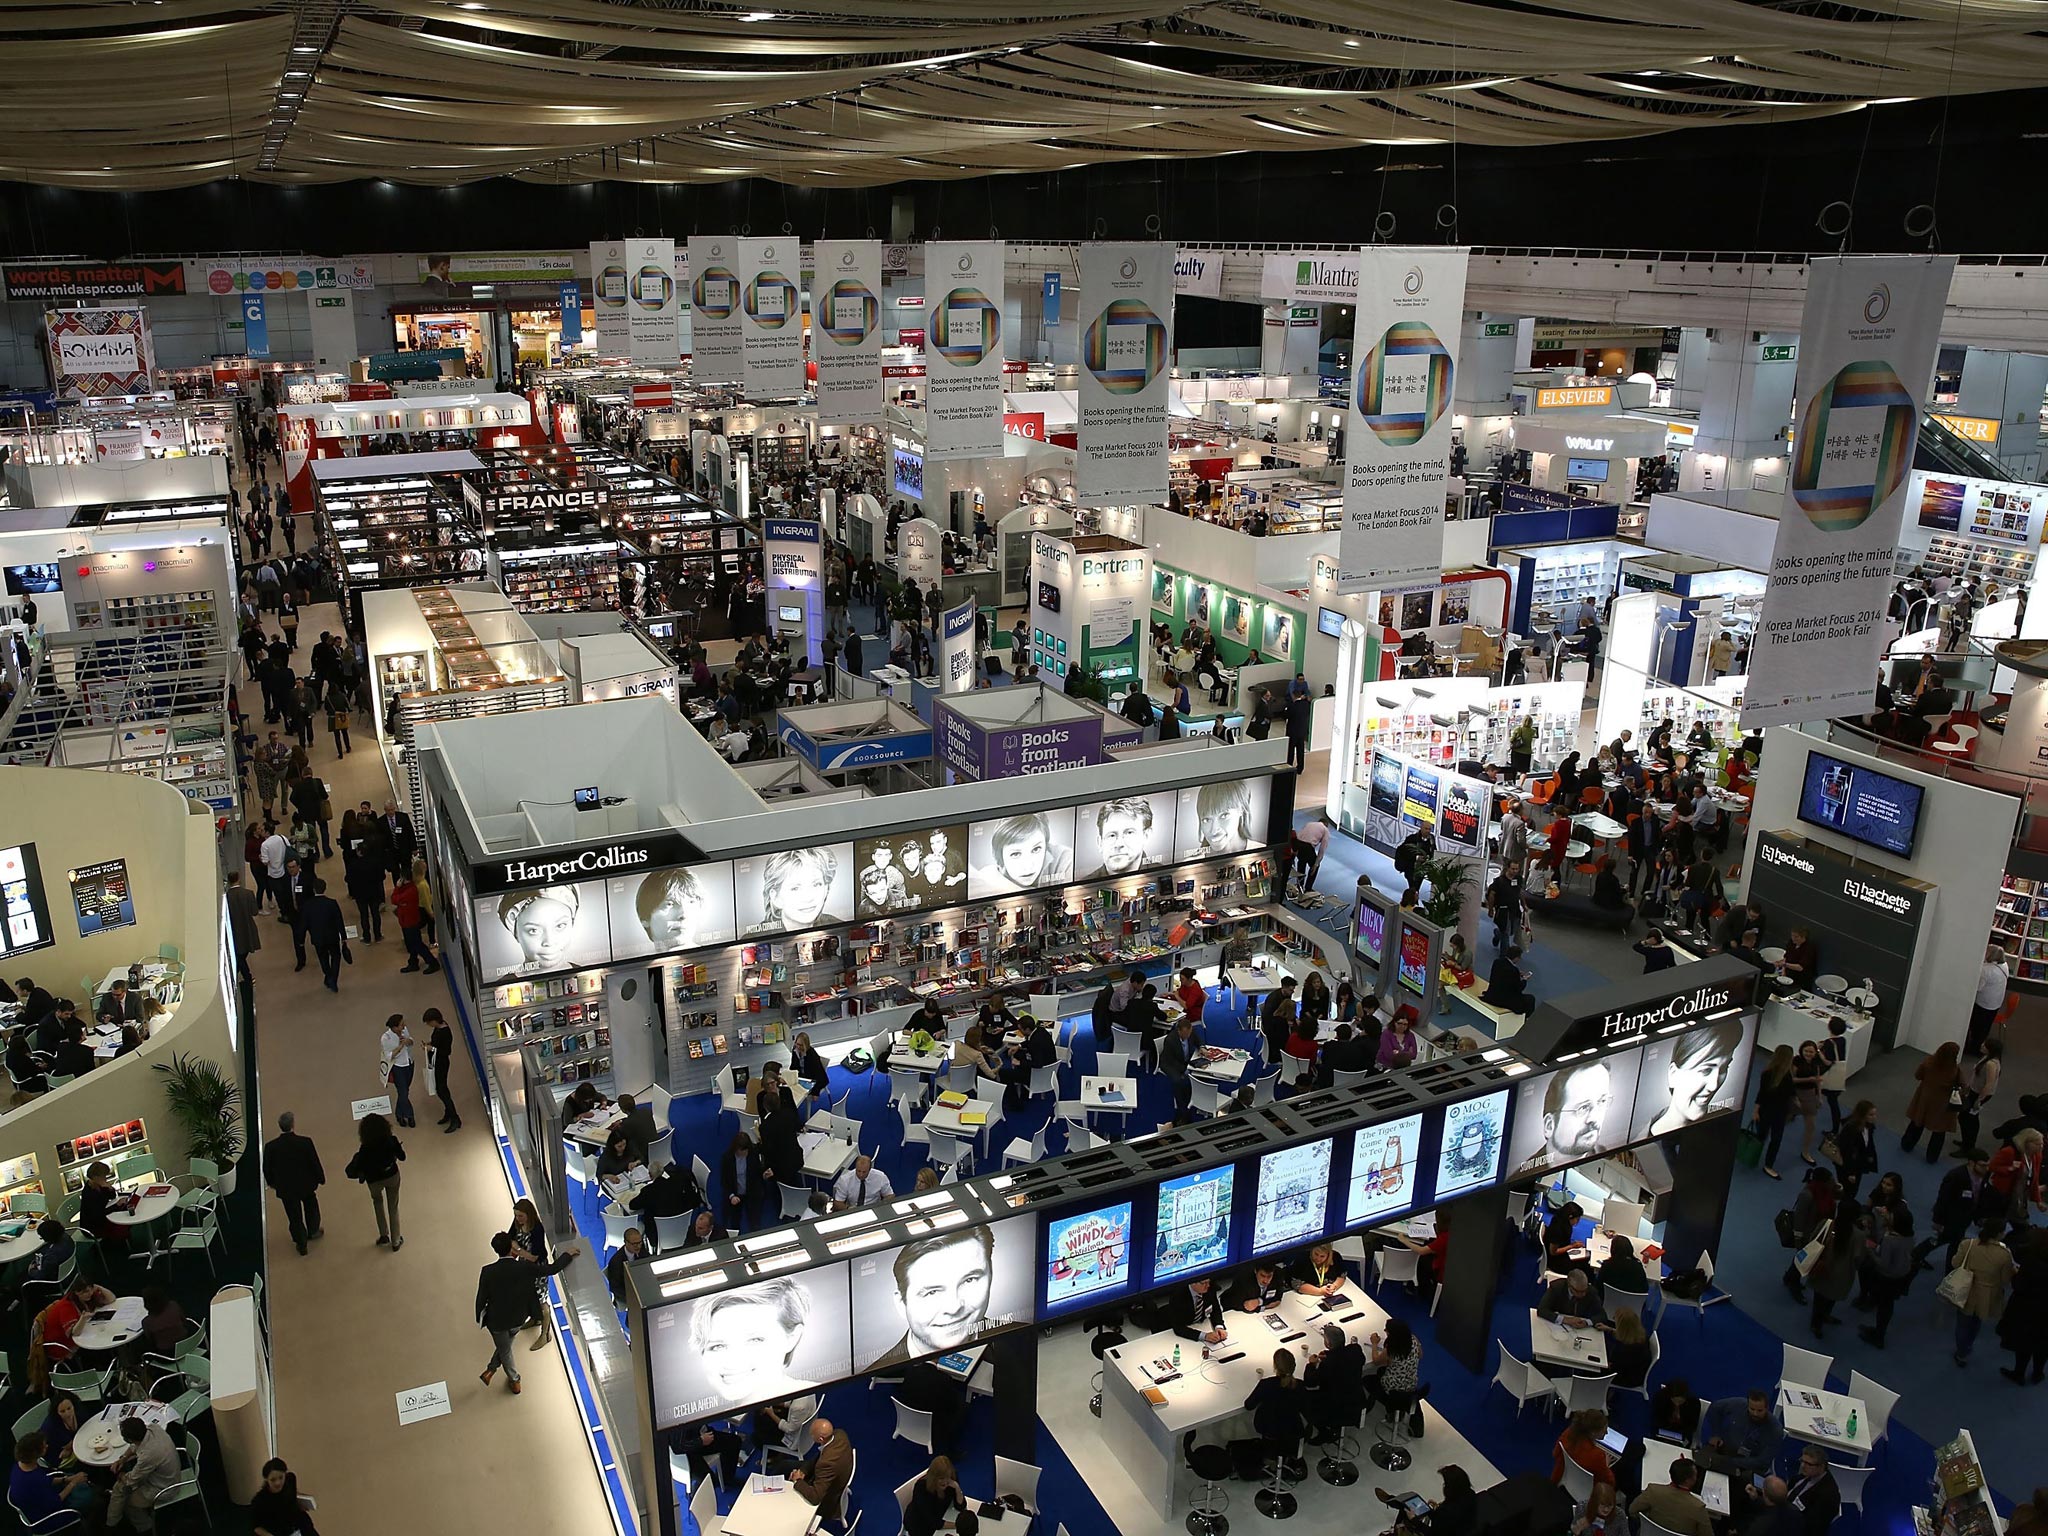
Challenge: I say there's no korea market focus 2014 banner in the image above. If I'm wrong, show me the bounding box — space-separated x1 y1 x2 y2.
590 239 679 360
923 241 1004 460
1742 255 1956 728
812 239 883 421
738 237 805 400
1339 248 1467 595
1077 243 1172 507
940 598 978 695
689 235 744 384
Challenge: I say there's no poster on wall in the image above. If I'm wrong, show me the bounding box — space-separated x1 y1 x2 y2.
1339 248 1468 595
854 825 968 917
1437 777 1486 853
647 1262 853 1427
605 863 739 960
472 881 614 982
1346 1113 1425 1227
67 859 136 938
1072 790 1177 880
1743 255 1955 727
1435 1089 1509 1200
1151 568 1175 610
1153 1165 1234 1282
688 235 744 383
1629 1017 1755 1142
1399 589 1435 631
813 239 883 421
46 307 153 398
733 844 855 938
1173 777 1273 861
1264 608 1296 658
1077 242 1172 506
1504 1050 1643 1177
1219 591 1252 645
923 241 1005 460
1909 470 2046 548
1251 1137 1334 1255
849 1218 1036 1372
967 807 1077 897
739 237 805 400
1044 1201 1133 1310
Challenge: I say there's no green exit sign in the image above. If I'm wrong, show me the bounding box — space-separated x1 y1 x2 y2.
1760 343 1796 362
1483 322 1515 337
316 296 348 309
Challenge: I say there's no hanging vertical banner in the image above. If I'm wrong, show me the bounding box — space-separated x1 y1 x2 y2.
1338 247 1468 594
1076 243 1173 507
241 294 270 358
558 281 582 346
629 237 679 362
1743 254 1956 727
1042 272 1062 329
688 235 743 383
940 597 979 694
589 240 630 356
738 237 805 399
923 240 1004 461
812 239 883 422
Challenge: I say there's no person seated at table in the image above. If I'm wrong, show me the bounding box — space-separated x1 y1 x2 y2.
1633 928 1677 974
1174 967 1209 1026
1225 1260 1287 1313
77 1161 131 1253
1159 1017 1208 1126
1155 1273 1227 1342
562 1081 610 1121
1608 1306 1654 1391
594 1129 642 1183
36 1391 86 1471
1126 983 1166 1051
33 999 77 1057
50 1022 97 1081
604 1227 647 1304
680 1209 729 1250
1377 1007 1420 1070
953 1024 1002 1081
1649 1379 1704 1445
6 1026 47 1094
668 1418 744 1489
1697 1390 1784 1477
1591 857 1629 911
791 1418 854 1522
999 1015 1056 1105
1552 1409 1614 1487
1236 1347 1308 1482
13 977 54 1025
831 1153 894 1210
11 1430 95 1525
752 1393 821 1472
787 1032 831 1102
1598 1236 1648 1296
19 1220 76 1292
1313 1022 1374 1088
907 997 950 1045
1537 1268 1608 1329
139 1288 188 1357
248 1457 320 1536
977 996 1020 1038
1301 1320 1367 1443
1482 945 1536 1016
1289 1241 1351 1297
1630 1457 1714 1536
96 979 146 1026
903 1454 967 1536
1362 1318 1422 1418
628 1162 701 1246
612 1094 661 1166
1543 1201 1586 1271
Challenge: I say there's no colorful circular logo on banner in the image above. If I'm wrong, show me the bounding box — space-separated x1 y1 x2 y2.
744 269 798 329
1790 359 1915 531
598 262 630 309
932 286 1000 366
633 265 673 311
692 266 737 318
818 278 878 345
1356 320 1453 447
1082 299 1166 396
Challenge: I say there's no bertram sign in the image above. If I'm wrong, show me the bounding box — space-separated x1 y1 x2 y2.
471 830 703 894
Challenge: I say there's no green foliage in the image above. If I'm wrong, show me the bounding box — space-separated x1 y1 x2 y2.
1416 854 1474 932
152 1052 244 1167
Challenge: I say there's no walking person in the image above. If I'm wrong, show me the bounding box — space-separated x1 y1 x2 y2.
1901 1041 1964 1163
1948 1217 2016 1367
1791 1039 1826 1165
391 868 439 975
327 697 352 757
1833 1100 1881 1199
1781 1167 1839 1304
1806 1209 1860 1340
425 1007 461 1133
1854 1203 1914 1348
477 1231 536 1394
342 820 386 943
1997 1227 2048 1385
508 1197 580 1351
262 1111 326 1256
379 1014 417 1129
297 877 348 991
1957 1041 2002 1154
344 1112 406 1251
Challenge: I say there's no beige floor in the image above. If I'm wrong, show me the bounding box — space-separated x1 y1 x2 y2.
242 464 616 1533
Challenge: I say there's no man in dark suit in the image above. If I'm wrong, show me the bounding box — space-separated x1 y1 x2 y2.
791 1418 853 1523
477 1231 541 1393
1740 1477 1805 1536
32 998 75 1056
1158 1017 1207 1124
628 1163 703 1248
296 878 348 991
262 1110 326 1255
1783 1448 1841 1536
1303 1321 1368 1440
614 1094 660 1165
1000 1015 1056 1107
13 978 55 1027
1224 1261 1287 1313
679 1210 729 1249
381 800 419 876
1318 1022 1374 1085
95 980 145 1026
224 870 262 985
1154 1274 1226 1341
1917 1148 2002 1268
759 1099 804 1189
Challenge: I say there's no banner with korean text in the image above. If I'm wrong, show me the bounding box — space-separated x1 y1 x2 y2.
1742 255 1956 727
688 235 743 383
590 238 679 362
1339 248 1468 594
923 241 1004 460
738 237 806 399
1077 242 1172 506
812 239 883 420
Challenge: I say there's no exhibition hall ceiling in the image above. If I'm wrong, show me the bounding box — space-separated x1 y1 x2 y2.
5 0 2046 189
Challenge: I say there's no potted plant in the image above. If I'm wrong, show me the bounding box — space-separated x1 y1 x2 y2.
1416 854 1475 933
153 1052 244 1195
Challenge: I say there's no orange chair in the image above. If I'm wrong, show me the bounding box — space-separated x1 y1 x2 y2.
1579 785 1605 808
1528 777 1557 806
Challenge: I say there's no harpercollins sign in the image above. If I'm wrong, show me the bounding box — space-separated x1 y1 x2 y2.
472 831 703 894
1592 983 1740 1046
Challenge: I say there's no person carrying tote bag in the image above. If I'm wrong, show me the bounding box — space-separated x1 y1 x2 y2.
1944 1219 2016 1366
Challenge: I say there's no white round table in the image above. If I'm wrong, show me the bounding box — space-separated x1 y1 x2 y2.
0 1223 45 1265
68 1297 145 1354
105 1187 181 1268
70 1404 175 1469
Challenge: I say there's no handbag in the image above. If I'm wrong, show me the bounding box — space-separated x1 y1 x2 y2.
1774 1208 1800 1248
1792 1219 1833 1279
1735 1126 1765 1169
1820 1060 1849 1092
1937 1242 1977 1308
1818 1134 1843 1166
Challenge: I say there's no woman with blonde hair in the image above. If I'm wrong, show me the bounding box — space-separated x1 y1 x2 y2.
904 1455 965 1536
1750 1043 1797 1179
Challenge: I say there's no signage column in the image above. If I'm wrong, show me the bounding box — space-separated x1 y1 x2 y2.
763 518 826 667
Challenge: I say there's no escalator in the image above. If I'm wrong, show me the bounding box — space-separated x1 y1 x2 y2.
1916 412 2026 482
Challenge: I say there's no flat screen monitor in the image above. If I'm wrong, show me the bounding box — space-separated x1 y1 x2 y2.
1043 1201 1134 1313
0 844 55 959
3 563 61 596
848 1217 1037 1374
1566 457 1610 483
1345 1113 1426 1227
1152 1166 1234 1283
892 448 925 500
778 604 803 624
1395 925 1431 996
1435 1089 1510 1201
1503 1051 1644 1180
573 786 601 811
1629 1015 1756 1143
1073 790 1178 882
1354 900 1386 968
968 806 1078 898
1796 750 1924 858
855 825 968 918
605 862 739 960
471 878 614 982
646 1262 853 1427
1251 1137 1334 1256
1317 607 1346 639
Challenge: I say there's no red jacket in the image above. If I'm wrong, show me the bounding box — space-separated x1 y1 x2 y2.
391 882 423 928
1991 1145 2042 1206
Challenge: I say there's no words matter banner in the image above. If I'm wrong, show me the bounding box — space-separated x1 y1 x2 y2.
1743 255 1956 727
812 239 883 420
738 237 806 399
689 236 743 384
1077 243 1173 507
923 241 1004 460
1339 248 1468 594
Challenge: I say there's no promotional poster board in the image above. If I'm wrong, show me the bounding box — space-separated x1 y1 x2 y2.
1173 249 1225 299
739 237 806 400
1907 469 2048 549
1077 242 1172 506
3 262 186 301
1028 532 1149 688
923 241 1005 461
763 517 825 664
46 307 153 398
688 236 744 383
940 597 978 694
1744 255 1955 726
898 517 943 586
1358 748 1490 861
1339 248 1467 594
813 239 884 421
932 701 1106 784
590 238 680 363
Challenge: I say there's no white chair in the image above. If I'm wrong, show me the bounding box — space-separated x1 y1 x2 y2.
1490 1345 1559 1417
600 1204 637 1250
1661 1250 1728 1321
1601 1199 1645 1239
892 1475 919 1518
1096 1051 1132 1079
646 1127 675 1175
563 1143 595 1187
1331 1067 1372 1089
972 1095 1007 1156
1637 1515 1688 1536
1605 1285 1653 1334
902 1120 931 1159
993 1455 1042 1516
779 1182 813 1220
1189 1078 1225 1118
1372 1245 1420 1293
1558 1455 1596 1505
1334 1235 1369 1270
1505 1190 1533 1235
928 1129 976 1177
1558 1371 1615 1416
1780 1343 1832 1391
947 1060 979 1093
1831 1461 1876 1512
645 1083 674 1125
1002 1124 1047 1168
888 1072 927 1118
1111 1024 1150 1068
1027 1063 1060 1101
1054 1100 1090 1144
652 1211 697 1252
691 1154 714 1199
1249 1069 1279 1107
1846 1370 1898 1457
715 1065 747 1123
1616 1333 1661 1402
890 1398 934 1453
689 1467 723 1536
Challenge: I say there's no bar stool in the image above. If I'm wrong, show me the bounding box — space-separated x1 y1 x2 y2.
1088 1323 1126 1417
1255 1436 1302 1521
1183 1437 1234 1536
1371 1383 1431 1471
1315 1404 1364 1487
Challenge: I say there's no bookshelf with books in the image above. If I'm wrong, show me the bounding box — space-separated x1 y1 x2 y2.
1994 870 2048 989
498 541 628 615
53 1117 152 1193
1928 1431 2003 1536
0 1152 44 1219
482 970 613 1085
1919 532 2035 590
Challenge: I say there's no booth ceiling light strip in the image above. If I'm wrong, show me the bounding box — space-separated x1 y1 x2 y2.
1 0 2043 185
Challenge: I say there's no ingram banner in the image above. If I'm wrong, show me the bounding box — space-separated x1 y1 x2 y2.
1743 255 1956 727
1339 248 1467 594
940 598 978 695
689 235 744 384
923 241 1005 460
1077 242 1173 506
812 239 883 420
739 237 806 399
